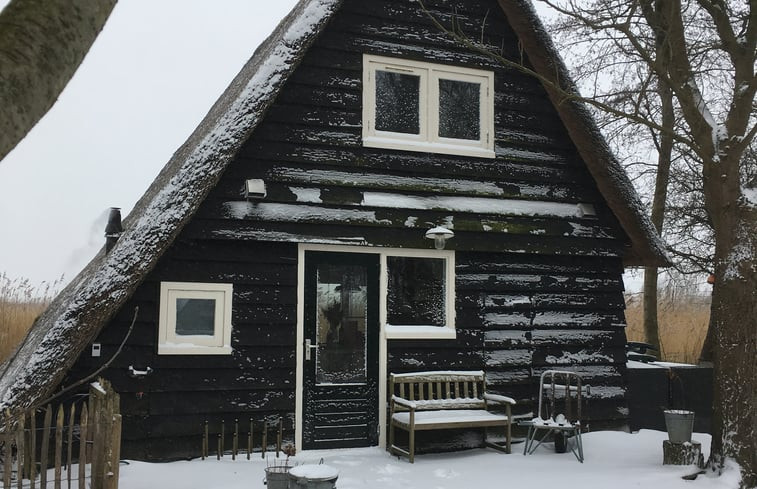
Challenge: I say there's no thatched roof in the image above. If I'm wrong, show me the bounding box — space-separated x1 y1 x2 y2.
0 0 667 413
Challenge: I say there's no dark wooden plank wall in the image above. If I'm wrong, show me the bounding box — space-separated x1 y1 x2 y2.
62 0 632 460
63 240 299 460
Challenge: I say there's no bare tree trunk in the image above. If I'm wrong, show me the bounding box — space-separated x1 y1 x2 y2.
0 0 117 162
641 15 675 358
707 205 757 488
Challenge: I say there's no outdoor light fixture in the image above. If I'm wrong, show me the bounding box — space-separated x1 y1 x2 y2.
244 179 267 199
576 203 596 217
425 226 454 250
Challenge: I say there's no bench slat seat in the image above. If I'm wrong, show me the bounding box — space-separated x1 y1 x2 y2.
388 370 515 463
392 409 510 430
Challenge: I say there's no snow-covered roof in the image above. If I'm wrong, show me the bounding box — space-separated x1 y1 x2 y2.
0 0 667 413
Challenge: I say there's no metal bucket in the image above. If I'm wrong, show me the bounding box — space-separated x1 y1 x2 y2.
664 409 695 443
288 464 339 489
264 466 291 489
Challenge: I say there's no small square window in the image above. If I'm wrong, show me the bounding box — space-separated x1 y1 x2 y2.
363 55 494 158
158 282 233 355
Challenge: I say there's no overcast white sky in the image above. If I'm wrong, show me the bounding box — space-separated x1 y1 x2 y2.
0 1 301 286
0 2 641 292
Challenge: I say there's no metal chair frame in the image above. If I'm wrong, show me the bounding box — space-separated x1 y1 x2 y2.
523 370 586 462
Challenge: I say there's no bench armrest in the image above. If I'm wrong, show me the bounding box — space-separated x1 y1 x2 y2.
484 393 516 405
391 395 417 410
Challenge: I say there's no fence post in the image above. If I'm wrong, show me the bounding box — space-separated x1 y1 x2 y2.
29 412 36 489
67 405 75 489
40 405 52 489
106 414 121 489
16 415 25 489
78 404 88 489
3 410 12 489
55 405 64 489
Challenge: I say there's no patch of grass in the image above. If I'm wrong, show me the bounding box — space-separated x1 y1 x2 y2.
625 288 710 364
0 273 61 364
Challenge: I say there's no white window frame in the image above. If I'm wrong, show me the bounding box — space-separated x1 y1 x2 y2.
381 248 456 340
362 54 495 159
158 282 233 355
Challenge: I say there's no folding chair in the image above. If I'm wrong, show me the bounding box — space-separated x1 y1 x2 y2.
523 370 587 462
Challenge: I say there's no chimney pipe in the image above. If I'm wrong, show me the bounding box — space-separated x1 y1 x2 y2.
105 207 123 252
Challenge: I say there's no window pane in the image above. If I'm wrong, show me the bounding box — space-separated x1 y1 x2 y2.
438 79 480 140
375 70 420 134
175 298 216 336
316 265 367 384
387 257 445 326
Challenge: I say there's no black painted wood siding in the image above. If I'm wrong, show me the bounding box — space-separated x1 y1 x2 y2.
63 240 299 460
62 0 631 460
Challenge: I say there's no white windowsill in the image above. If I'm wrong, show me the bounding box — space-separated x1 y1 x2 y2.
384 325 457 340
363 136 495 159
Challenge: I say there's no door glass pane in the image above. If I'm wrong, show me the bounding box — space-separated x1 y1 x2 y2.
438 79 480 140
375 70 420 134
175 298 216 336
387 257 445 326
316 264 368 384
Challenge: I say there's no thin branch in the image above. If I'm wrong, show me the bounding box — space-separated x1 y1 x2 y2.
33 306 139 409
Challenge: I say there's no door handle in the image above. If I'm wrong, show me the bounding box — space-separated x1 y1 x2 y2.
305 339 318 361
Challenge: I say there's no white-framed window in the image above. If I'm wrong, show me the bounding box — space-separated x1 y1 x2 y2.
158 282 233 355
382 248 456 339
362 54 495 159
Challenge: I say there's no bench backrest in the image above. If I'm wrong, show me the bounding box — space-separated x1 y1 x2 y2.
390 371 486 410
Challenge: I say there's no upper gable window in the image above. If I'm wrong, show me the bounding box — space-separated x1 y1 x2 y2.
362 54 495 159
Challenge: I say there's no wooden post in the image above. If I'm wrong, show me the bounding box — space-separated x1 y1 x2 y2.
16 415 25 489
261 422 267 459
216 435 221 461
106 415 121 489
663 440 703 466
232 419 238 460
202 422 208 460
55 405 65 489
89 387 102 489
4 411 12 489
276 418 282 458
78 404 88 489
220 420 225 458
66 405 75 489
40 405 53 489
248 419 253 460
30 411 37 489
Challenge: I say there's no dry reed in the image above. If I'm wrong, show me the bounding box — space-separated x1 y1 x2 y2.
0 272 61 363
624 287 711 364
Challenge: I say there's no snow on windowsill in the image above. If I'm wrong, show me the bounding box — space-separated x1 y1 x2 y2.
384 325 456 339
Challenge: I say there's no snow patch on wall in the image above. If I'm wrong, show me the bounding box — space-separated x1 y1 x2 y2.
291 187 322 203
361 192 581 217
544 350 613 365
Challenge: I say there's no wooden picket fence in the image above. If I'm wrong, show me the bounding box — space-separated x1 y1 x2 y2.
0 379 121 489
201 416 290 460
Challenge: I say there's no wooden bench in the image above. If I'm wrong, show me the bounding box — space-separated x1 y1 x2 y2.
388 370 515 463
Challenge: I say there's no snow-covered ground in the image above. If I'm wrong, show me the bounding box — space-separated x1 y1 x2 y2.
118 430 742 489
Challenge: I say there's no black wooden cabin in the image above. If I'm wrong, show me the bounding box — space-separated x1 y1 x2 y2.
0 0 667 461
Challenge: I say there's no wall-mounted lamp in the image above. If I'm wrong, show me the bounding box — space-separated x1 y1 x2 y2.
576 203 596 217
245 179 267 199
425 226 454 250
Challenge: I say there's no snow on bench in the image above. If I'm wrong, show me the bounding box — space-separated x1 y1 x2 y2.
388 371 515 463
